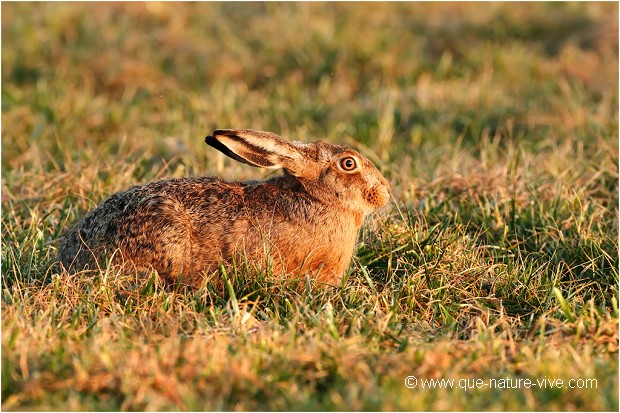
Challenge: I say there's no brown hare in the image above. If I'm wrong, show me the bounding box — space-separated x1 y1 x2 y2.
57 129 391 286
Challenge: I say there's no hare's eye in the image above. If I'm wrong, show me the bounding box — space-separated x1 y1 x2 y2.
339 157 357 171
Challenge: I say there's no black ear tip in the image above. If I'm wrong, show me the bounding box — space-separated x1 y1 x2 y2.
205 135 218 146
207 129 237 144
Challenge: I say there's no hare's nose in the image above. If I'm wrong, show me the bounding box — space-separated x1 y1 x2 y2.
382 176 392 196
374 184 391 207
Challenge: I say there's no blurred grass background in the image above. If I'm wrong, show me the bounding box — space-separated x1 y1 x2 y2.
2 2 619 411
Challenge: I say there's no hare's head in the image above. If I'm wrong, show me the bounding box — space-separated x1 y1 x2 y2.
205 129 390 219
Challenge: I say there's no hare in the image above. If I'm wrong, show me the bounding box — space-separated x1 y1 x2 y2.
57 129 391 286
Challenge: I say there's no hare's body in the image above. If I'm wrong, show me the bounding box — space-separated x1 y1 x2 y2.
58 129 390 286
59 176 358 284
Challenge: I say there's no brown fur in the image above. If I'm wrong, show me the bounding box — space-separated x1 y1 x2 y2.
57 129 390 286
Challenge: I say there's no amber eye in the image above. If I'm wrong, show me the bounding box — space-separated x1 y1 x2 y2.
339 157 357 171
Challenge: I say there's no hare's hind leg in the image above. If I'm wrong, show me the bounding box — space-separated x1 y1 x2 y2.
57 226 105 274
116 195 195 282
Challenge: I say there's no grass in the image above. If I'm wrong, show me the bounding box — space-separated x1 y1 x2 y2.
2 2 619 411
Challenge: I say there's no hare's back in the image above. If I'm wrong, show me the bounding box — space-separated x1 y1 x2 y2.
103 177 246 229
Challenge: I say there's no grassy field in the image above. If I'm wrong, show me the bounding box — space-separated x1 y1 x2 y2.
2 2 618 411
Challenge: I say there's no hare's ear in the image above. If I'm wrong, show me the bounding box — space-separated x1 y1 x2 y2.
205 129 308 172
